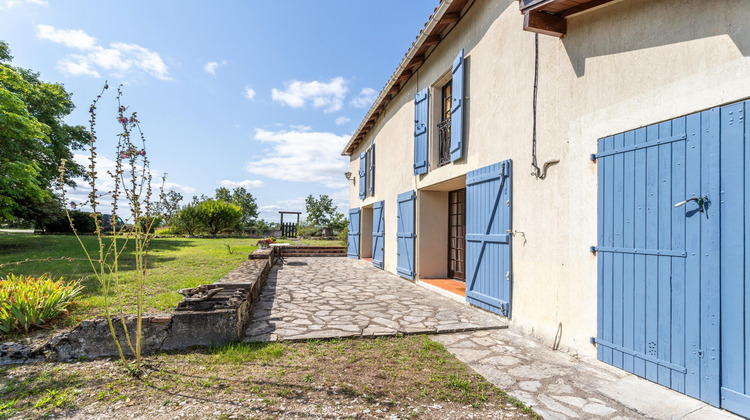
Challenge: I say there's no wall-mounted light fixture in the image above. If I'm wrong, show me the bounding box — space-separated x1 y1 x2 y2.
345 171 354 184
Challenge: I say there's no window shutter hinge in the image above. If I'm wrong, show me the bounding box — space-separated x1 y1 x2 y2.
590 154 598 162
590 246 597 254
590 337 597 345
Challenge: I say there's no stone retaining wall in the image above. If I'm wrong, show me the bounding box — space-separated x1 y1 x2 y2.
0 248 273 364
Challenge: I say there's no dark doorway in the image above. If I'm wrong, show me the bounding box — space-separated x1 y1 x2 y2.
448 188 466 281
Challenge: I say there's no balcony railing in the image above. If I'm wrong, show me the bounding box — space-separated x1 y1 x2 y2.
437 117 452 167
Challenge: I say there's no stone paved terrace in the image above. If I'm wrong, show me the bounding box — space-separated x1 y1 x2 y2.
243 257 507 341
241 256 741 419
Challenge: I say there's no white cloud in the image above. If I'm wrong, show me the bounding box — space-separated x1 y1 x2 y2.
245 128 349 189
289 124 312 131
2 0 47 10
219 179 264 189
204 60 226 75
37 25 96 50
258 197 306 221
57 57 100 78
350 87 378 109
271 77 348 113
67 153 194 214
36 25 170 80
243 87 256 100
163 182 196 195
334 116 351 126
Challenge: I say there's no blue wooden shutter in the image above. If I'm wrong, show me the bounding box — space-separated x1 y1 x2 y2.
719 100 750 417
359 152 366 199
369 144 375 196
396 191 416 279
465 160 512 317
594 109 722 409
372 200 385 269
347 208 361 258
450 49 465 162
414 88 429 175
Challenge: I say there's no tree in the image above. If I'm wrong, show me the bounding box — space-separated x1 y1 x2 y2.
173 204 202 236
0 41 86 223
156 190 183 224
305 194 337 228
196 199 242 235
214 186 258 231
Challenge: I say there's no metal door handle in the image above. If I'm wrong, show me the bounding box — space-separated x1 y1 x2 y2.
675 196 708 212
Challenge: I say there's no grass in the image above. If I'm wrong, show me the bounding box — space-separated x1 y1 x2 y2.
0 335 539 419
0 233 256 327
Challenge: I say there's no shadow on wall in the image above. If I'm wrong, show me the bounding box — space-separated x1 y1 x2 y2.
562 0 750 77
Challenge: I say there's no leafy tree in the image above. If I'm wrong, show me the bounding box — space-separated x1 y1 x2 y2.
196 199 242 235
330 211 348 232
214 186 258 230
174 204 202 236
156 190 183 224
0 40 86 223
305 194 339 228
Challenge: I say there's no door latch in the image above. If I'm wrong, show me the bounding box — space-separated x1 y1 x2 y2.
674 196 709 213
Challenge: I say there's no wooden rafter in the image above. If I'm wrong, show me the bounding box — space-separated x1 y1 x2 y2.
523 11 566 37
560 0 617 17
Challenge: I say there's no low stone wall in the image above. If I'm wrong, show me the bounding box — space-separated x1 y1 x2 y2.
0 249 273 364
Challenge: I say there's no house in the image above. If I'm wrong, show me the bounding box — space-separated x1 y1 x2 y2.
342 0 750 416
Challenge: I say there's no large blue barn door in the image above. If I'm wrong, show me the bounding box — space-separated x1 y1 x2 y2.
465 160 512 317
372 200 385 269
595 109 721 406
347 209 360 259
396 191 416 279
719 100 750 417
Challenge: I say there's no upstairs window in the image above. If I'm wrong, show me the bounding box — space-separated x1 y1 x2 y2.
437 80 452 167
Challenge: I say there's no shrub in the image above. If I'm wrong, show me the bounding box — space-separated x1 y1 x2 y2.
137 214 163 234
196 200 242 235
154 225 183 235
337 226 348 245
298 226 320 238
44 210 97 233
173 204 202 235
0 274 84 334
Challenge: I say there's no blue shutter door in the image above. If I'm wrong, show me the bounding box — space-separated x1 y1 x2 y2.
396 191 416 279
414 88 429 175
450 49 465 162
719 100 750 417
595 108 721 407
359 152 366 199
347 208 361 258
369 144 375 196
465 160 512 317
372 200 385 269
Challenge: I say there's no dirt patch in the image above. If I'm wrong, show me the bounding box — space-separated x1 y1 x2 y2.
0 335 538 419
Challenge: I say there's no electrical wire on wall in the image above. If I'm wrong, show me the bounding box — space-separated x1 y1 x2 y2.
530 33 560 180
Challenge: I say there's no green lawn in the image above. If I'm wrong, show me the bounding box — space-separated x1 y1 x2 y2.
0 233 256 321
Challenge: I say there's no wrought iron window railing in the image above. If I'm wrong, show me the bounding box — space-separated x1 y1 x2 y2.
437 117 452 167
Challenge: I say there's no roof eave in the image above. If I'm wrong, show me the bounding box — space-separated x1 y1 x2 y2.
341 0 460 157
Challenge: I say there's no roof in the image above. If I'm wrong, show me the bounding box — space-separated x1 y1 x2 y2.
341 0 474 156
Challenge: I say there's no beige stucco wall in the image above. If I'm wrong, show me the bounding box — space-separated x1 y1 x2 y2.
348 0 750 356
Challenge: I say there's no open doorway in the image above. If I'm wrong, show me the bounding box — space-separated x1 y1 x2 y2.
360 206 373 260
417 176 467 298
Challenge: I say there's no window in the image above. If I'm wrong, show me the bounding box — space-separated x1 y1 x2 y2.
360 143 375 199
413 48 464 175
437 80 452 167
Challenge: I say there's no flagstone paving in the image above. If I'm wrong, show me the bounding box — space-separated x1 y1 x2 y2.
243 257 506 342
434 329 740 420
242 257 741 419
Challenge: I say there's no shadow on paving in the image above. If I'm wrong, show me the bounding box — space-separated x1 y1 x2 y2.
243 257 507 342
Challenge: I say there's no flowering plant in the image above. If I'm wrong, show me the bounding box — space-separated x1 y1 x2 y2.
256 239 272 247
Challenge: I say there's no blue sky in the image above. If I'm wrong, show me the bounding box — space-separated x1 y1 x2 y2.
0 0 437 221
